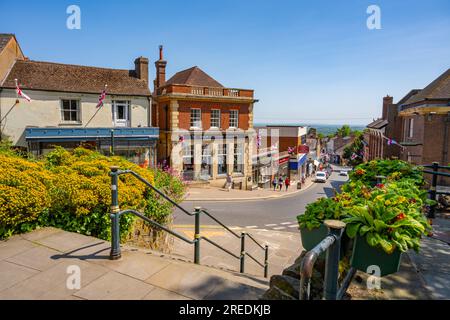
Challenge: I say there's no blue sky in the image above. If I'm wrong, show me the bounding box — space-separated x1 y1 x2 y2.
1 0 449 125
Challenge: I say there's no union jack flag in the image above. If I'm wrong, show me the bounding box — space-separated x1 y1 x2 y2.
287 146 295 154
15 79 31 102
96 85 107 108
351 153 358 160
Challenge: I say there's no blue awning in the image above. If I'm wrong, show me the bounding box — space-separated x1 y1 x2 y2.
289 154 307 170
25 127 159 142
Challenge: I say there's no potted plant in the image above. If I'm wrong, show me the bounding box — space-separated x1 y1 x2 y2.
342 180 432 276
297 197 343 251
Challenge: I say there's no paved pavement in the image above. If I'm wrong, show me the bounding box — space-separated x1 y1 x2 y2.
0 228 268 300
174 166 348 229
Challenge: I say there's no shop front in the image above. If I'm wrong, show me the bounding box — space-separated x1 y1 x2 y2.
288 153 308 183
252 148 276 189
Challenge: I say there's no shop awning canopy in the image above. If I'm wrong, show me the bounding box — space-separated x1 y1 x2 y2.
289 153 307 170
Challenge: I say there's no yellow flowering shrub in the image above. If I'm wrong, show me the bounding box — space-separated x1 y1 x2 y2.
0 154 52 237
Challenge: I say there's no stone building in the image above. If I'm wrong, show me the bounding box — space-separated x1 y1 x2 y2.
152 46 257 189
0 34 158 166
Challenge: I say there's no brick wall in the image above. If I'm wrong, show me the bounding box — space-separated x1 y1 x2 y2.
176 100 250 130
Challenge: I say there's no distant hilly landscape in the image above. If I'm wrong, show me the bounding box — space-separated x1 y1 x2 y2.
254 123 366 136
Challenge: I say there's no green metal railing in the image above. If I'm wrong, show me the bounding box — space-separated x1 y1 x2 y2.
109 166 269 278
422 162 450 219
299 220 356 300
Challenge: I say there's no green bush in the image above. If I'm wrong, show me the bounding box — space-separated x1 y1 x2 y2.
0 147 186 240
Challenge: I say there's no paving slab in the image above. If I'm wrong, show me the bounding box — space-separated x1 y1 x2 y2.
19 227 63 242
0 261 39 292
0 237 37 261
143 287 193 300
0 259 108 300
33 231 99 253
6 245 63 271
74 271 154 300
146 262 235 300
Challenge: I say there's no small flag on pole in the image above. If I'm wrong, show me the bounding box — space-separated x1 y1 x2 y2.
288 146 295 154
351 153 358 160
256 133 261 148
15 79 31 102
96 84 107 108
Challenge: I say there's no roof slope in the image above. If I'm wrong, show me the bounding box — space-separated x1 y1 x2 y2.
166 66 223 87
0 34 13 53
1 60 151 96
367 118 388 129
404 68 450 105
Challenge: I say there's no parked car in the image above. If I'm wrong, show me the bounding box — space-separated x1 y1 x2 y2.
339 170 349 177
315 171 327 183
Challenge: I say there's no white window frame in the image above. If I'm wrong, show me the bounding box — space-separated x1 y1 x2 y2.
112 100 131 127
217 142 227 175
229 110 239 128
190 108 202 129
211 109 221 128
60 99 81 123
233 138 244 173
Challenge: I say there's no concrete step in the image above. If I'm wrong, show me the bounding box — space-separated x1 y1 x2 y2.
0 227 268 300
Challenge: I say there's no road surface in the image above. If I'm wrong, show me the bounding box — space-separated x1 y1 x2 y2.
173 165 348 231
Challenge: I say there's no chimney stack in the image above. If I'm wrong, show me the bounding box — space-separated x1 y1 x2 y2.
155 45 167 91
382 95 393 120
134 56 149 83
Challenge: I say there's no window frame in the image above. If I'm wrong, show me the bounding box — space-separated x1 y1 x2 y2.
233 137 244 173
60 99 81 123
217 142 228 175
229 110 239 128
408 118 414 138
211 109 221 128
190 108 202 129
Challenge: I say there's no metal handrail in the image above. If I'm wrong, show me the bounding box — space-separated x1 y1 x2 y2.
200 209 240 239
422 164 450 170
119 209 194 244
108 166 269 278
201 236 240 260
299 220 355 300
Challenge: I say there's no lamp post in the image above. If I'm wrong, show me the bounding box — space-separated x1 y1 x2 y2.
110 129 115 156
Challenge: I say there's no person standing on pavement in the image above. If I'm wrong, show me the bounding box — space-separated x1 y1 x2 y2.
272 177 277 191
225 173 232 192
285 177 290 191
278 176 284 191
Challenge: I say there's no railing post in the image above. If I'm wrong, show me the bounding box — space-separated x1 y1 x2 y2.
323 219 346 300
264 245 269 278
240 232 246 273
110 166 121 260
194 207 201 264
429 162 439 219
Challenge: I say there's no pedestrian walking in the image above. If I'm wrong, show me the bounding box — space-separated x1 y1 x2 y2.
225 173 232 192
278 177 284 191
272 177 277 191
285 177 290 191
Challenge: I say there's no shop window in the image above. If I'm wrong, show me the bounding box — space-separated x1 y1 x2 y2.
201 144 212 179
218 142 227 175
233 137 244 173
182 144 194 180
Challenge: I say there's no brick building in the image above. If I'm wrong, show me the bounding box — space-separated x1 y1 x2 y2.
366 68 450 185
152 46 257 189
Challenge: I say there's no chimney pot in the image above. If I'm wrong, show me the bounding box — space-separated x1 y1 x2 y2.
159 45 163 60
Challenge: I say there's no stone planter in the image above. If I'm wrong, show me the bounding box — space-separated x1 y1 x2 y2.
350 235 401 277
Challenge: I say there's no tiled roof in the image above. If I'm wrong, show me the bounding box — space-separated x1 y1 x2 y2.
1 60 151 96
403 68 450 105
367 118 388 129
166 66 224 87
0 34 13 53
